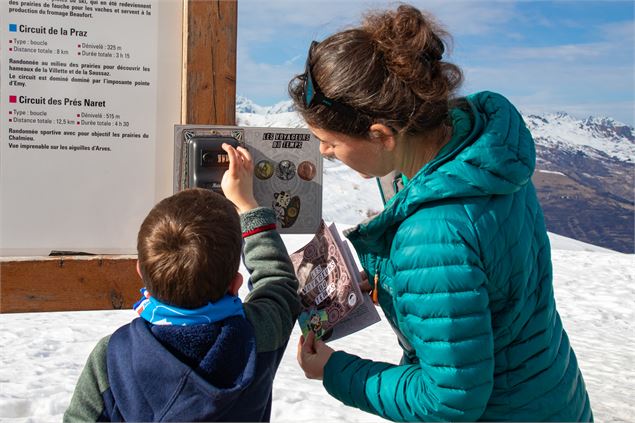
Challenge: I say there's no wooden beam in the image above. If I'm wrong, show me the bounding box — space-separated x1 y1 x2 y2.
182 0 237 125
0 257 139 313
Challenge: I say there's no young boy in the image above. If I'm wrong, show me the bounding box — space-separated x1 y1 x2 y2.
64 144 301 422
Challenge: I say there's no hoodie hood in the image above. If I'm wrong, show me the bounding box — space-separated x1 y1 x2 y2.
106 316 257 422
347 91 535 254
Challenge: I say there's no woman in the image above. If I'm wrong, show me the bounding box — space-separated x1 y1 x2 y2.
292 4 592 422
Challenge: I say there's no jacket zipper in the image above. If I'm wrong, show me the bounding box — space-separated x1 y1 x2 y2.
372 273 379 305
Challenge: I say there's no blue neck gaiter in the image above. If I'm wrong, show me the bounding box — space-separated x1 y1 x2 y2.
133 288 244 326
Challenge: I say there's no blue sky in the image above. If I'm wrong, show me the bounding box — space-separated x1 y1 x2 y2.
236 0 634 125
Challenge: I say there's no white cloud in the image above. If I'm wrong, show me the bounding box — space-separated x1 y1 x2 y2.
236 0 634 124
236 49 301 103
497 42 608 62
462 63 634 124
600 19 635 41
422 1 518 36
237 0 521 101
238 0 520 43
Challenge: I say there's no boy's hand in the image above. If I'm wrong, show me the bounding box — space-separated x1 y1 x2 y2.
297 330 335 380
221 143 259 213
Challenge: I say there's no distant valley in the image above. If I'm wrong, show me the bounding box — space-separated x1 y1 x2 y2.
527 114 634 253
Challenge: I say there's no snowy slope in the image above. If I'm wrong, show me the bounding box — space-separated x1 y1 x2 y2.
525 112 635 163
0 236 632 422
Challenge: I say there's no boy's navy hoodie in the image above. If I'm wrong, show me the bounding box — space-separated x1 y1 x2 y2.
64 208 301 422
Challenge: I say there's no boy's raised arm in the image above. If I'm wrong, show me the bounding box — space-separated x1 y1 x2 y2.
240 207 301 351
221 144 301 352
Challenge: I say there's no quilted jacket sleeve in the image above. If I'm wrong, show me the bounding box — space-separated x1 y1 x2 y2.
323 214 494 422
63 336 111 422
241 207 302 353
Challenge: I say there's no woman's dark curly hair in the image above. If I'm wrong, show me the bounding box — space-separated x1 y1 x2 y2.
289 3 463 138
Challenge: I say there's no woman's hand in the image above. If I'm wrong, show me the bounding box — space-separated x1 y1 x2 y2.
359 270 372 294
220 143 259 213
297 330 335 380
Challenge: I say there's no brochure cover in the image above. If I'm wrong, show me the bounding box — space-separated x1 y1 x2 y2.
290 220 381 341
174 125 322 234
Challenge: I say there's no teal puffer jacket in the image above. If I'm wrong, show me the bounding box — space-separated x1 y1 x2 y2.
325 92 592 421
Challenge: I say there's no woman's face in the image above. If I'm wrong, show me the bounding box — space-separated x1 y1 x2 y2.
309 125 394 178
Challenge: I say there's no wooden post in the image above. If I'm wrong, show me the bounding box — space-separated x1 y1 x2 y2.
182 0 237 125
0 0 238 313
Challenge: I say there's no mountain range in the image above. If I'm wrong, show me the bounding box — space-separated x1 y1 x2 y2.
236 96 635 253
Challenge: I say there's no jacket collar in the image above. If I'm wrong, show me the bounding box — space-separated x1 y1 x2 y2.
346 91 536 255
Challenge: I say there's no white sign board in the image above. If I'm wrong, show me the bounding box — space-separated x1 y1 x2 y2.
1 0 182 256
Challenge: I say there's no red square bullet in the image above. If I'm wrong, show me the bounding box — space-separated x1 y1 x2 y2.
9 48 12 51
77 114 80 117
9 111 12 114
9 96 17 103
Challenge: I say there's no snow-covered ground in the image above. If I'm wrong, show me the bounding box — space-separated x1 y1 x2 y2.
1 230 633 422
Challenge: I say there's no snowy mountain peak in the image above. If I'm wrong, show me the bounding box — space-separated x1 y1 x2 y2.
581 116 635 143
527 114 550 125
267 100 296 115
523 111 635 163
236 96 296 116
236 95 266 114
584 116 618 126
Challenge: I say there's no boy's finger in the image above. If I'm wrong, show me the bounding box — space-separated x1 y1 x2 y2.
236 146 252 165
222 143 239 175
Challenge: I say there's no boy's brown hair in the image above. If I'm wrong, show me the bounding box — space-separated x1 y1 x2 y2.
137 188 242 308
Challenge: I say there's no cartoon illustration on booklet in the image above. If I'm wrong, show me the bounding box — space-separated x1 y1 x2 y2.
290 220 381 341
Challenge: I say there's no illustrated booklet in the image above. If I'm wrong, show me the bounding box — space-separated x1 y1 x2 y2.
290 220 381 341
